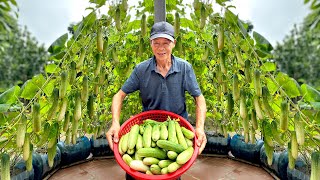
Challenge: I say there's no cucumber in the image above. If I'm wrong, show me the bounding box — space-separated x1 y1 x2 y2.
150 164 161 175
16 115 27 148
254 70 262 97
199 3 206 29
291 131 298 159
74 92 82 121
181 127 195 140
240 89 248 120
167 151 178 160
121 133 129 153
288 142 295 170
310 151 320 180
280 100 289 131
175 122 188 149
77 48 86 69
232 74 240 101
63 111 70 132
185 138 193 147
235 46 245 67
142 157 159 166
26 144 33 171
156 140 185 153
127 148 135 155
161 167 168 174
141 14 147 37
264 143 274 166
115 6 121 31
81 75 89 103
294 112 305 146
87 94 94 119
244 60 251 83
122 154 133 166
59 71 68 99
69 61 76 85
1 153 10 180
251 110 258 130
167 162 182 173
136 134 143 150
253 96 264 119
168 120 178 143
136 148 167 160
152 124 160 142
174 12 180 36
47 88 59 121
217 26 224 50
128 124 140 149
32 102 41 133
48 146 57 168
160 123 168 140
129 160 149 172
97 26 103 52
226 93 234 118
57 97 68 121
158 159 173 168
118 135 124 155
23 133 30 161
176 147 194 165
143 124 152 148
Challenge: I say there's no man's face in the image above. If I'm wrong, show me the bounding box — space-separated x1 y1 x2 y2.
150 37 176 61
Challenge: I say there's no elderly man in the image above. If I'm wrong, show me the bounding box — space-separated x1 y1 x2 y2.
106 21 207 180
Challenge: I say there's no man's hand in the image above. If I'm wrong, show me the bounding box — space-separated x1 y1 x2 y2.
195 127 206 155
106 123 120 151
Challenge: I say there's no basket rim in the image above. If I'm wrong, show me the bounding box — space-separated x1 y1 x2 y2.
113 110 199 180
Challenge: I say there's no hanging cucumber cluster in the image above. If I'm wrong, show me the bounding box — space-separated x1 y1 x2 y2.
118 118 195 175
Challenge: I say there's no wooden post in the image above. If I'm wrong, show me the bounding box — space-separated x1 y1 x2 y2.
154 0 166 23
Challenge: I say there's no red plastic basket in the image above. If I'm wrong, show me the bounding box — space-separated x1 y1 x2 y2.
113 110 199 180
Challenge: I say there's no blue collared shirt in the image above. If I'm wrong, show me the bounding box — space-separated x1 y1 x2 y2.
121 55 201 119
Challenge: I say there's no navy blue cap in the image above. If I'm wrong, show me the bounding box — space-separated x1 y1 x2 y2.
150 21 175 42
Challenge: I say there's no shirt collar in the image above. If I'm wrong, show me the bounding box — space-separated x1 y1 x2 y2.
151 55 181 73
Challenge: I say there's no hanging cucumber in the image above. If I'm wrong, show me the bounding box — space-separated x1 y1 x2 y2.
59 71 68 99
115 6 121 31
310 151 320 180
294 112 305 146
1 153 10 180
141 14 147 37
253 96 264 119
253 70 262 97
81 75 89 103
200 4 206 29
47 88 59 121
94 53 102 76
226 93 234 118
69 61 76 85
280 100 288 131
16 115 27 148
174 12 180 36
63 111 70 132
32 102 41 133
235 46 245 67
23 133 30 161
240 89 248 120
218 25 224 50
87 94 94 119
220 51 227 74
232 74 240 101
74 92 82 121
77 48 86 69
57 97 68 121
244 60 251 83
97 26 103 52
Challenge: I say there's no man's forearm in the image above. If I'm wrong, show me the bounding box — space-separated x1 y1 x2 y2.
195 94 206 130
111 90 126 124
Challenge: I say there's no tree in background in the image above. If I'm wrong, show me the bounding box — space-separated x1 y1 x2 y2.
273 0 320 89
0 0 49 92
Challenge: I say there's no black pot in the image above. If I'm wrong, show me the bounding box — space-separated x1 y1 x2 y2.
260 145 289 180
287 156 310 180
90 135 114 157
202 132 230 155
57 136 92 166
230 134 263 164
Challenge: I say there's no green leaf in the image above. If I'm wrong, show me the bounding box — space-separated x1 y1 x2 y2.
253 31 273 51
310 102 320 110
301 84 320 102
0 104 10 113
265 77 278 95
20 74 46 100
89 0 105 7
47 33 68 54
0 86 20 104
45 63 60 74
261 62 276 72
275 72 301 98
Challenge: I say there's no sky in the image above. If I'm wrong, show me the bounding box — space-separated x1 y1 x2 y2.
16 0 310 48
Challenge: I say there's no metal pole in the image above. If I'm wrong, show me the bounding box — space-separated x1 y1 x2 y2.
154 0 166 22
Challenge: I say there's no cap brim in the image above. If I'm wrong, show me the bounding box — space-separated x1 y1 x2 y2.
150 34 174 42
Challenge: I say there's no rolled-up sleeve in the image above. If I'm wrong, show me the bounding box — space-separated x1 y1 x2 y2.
185 64 201 97
121 67 140 94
